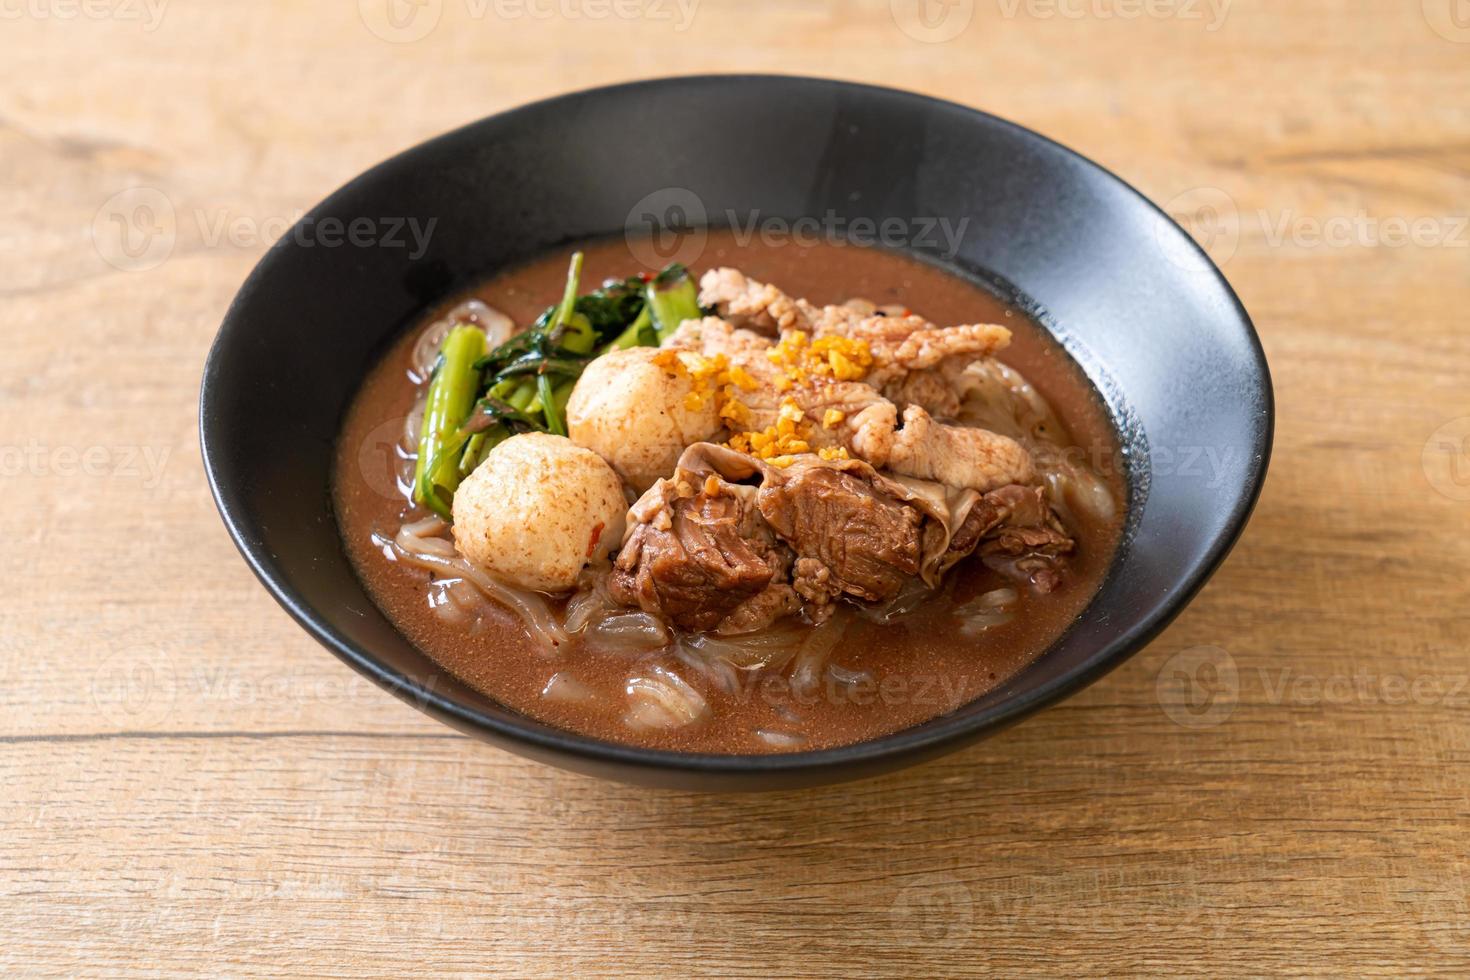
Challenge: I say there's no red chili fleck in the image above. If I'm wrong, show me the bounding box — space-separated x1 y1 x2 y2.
586 522 605 558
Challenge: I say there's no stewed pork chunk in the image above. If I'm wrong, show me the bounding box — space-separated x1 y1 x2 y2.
612 445 1075 629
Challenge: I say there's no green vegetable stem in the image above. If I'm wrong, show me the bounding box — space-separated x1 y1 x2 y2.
413 324 486 518
647 265 701 343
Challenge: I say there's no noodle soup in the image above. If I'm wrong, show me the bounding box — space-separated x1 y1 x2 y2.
334 233 1124 753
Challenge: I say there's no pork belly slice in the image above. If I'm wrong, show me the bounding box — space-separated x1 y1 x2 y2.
697 267 815 335
697 267 1012 417
665 314 1035 492
863 403 1038 493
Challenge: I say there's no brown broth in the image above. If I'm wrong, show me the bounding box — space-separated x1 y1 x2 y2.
334 233 1124 754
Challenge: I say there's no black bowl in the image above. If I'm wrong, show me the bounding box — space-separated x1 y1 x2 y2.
201 75 1271 790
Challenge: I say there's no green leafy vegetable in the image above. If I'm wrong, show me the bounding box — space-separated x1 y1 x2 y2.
576 275 646 339
411 254 704 517
459 397 542 436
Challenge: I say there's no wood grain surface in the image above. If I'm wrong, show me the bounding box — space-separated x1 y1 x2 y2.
3 1 1468 976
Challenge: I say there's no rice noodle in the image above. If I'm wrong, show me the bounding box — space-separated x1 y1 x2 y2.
410 320 456 384
958 359 1062 443
409 300 515 382
590 612 671 652
562 563 619 634
402 391 428 453
563 591 611 635
425 577 456 612
672 641 740 694
624 665 708 731
395 452 418 501
447 299 515 345
957 611 1016 635
772 704 802 725
381 521 569 650
681 623 807 672
427 577 477 627
954 587 1020 636
396 359 427 502
790 615 848 696
755 728 807 749
563 565 678 655
439 576 495 627
541 671 595 704
395 518 458 559
827 663 875 694
958 358 1118 530
400 515 449 539
1043 457 1118 527
964 587 1019 609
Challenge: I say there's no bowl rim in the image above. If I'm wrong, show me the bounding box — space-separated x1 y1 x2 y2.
201 73 1274 780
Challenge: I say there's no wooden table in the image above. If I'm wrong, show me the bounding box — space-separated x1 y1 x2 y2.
4 2 1468 975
